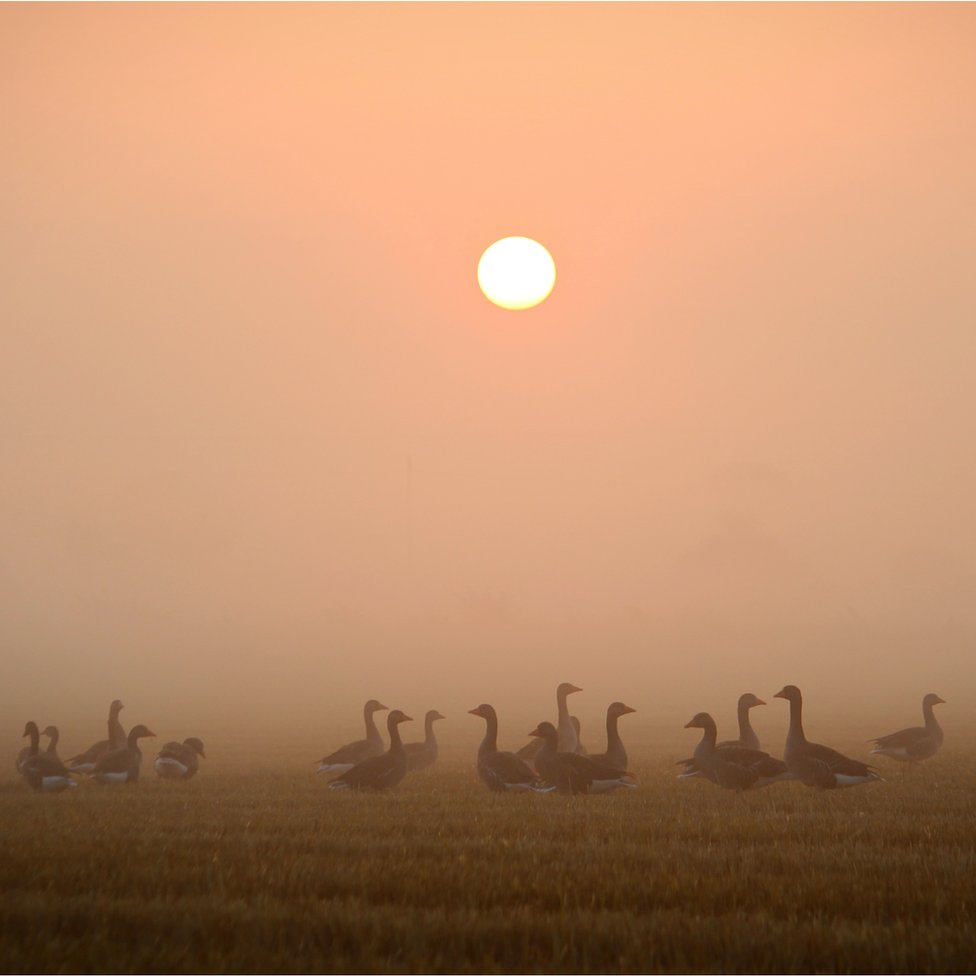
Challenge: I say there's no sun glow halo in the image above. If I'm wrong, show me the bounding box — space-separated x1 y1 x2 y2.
477 237 555 310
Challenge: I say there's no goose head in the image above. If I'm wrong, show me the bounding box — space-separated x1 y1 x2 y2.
184 737 206 758
528 721 559 746
425 710 446 723
773 685 802 704
923 693 946 708
608 702 636 718
22 721 39 739
468 704 495 721
683 712 716 732
387 710 412 729
740 693 766 709
42 725 58 738
365 699 389 715
557 682 582 698
110 700 124 714
129 724 156 741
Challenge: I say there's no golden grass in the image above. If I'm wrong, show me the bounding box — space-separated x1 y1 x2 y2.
1 750 974 974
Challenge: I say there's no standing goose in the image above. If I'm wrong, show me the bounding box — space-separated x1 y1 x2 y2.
404 710 445 771
556 682 583 753
154 737 206 780
589 702 636 770
15 724 59 774
315 699 388 774
774 685 881 789
89 724 155 785
328 710 412 791
870 693 946 763
469 704 553 793
66 699 126 772
717 693 765 750
679 712 790 791
529 721 636 795
19 722 76 793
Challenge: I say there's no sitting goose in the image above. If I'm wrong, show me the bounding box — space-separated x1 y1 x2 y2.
718 693 766 750
870 693 946 764
774 685 881 789
66 699 126 772
679 712 790 791
589 702 636 770
19 722 76 793
469 704 553 793
529 721 636 795
315 699 388 774
15 724 59 774
328 710 412 791
404 710 445 771
89 724 155 785
154 737 206 780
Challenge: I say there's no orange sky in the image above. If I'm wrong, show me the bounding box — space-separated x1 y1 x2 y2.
2 4 974 735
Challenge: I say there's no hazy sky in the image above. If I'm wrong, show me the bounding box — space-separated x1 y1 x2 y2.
2 4 974 742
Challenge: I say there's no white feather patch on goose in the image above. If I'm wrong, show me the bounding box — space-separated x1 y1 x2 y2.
41 776 76 793
94 771 129 785
317 762 355 774
155 757 189 778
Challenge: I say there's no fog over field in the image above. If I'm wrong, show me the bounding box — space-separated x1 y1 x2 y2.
2 4 974 762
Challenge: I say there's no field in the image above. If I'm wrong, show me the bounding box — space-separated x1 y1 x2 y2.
2 745 975 975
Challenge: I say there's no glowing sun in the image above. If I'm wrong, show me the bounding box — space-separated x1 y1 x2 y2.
477 237 556 310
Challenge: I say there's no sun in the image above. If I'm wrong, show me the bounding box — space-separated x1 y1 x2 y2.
477 237 556 310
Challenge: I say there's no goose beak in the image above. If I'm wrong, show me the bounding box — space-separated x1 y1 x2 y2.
683 719 697 729
755 698 766 706
199 750 207 758
402 715 413 723
622 705 637 715
146 730 157 737
773 689 787 700
528 727 542 738
935 696 946 705
467 708 480 717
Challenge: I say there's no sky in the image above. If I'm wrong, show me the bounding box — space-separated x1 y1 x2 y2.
2 4 974 751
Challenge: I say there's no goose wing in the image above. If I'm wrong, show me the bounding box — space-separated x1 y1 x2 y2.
871 725 927 749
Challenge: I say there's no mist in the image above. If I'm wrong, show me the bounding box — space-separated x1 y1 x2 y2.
2 4 974 763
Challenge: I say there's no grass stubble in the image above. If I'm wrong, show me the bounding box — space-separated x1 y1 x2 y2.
1 746 974 974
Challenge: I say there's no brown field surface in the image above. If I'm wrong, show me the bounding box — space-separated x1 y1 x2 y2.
2 741 974 974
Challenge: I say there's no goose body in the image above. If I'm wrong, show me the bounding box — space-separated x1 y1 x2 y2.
870 694 945 763
589 702 636 770
717 693 765 750
469 704 553 793
329 710 412 791
316 699 388 774
66 699 126 773
680 712 790 791
90 724 155 785
19 723 76 793
530 721 636 795
774 685 881 789
155 737 206 780
404 710 445 771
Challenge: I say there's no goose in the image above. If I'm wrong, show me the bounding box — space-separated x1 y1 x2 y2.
589 702 636 770
315 699 388 774
717 693 765 750
571 716 588 755
154 737 206 780
468 704 553 793
89 724 155 785
529 721 636 795
328 710 412 791
19 722 76 793
15 724 59 774
869 693 945 763
773 685 881 789
556 682 583 752
404 710 445 771
679 712 790 791
66 699 126 772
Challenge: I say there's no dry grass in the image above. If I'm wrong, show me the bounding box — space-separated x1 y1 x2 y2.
1 748 974 974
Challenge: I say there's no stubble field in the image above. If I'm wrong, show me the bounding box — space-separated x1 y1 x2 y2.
1 746 974 974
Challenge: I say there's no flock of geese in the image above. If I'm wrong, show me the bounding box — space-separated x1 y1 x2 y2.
15 700 204 793
15 685 945 796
